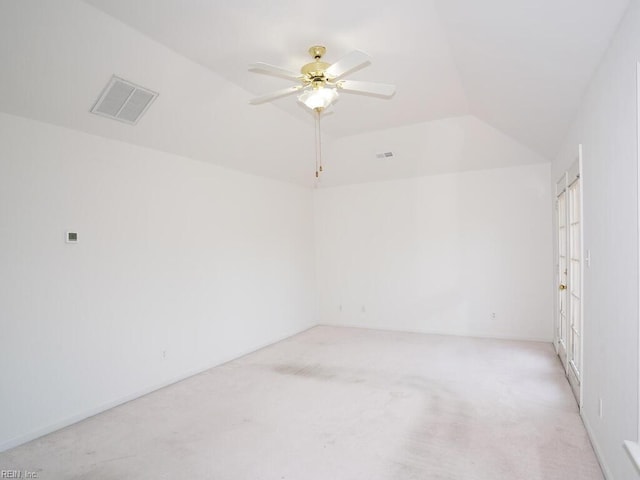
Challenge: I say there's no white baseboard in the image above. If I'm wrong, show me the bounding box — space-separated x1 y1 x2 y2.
624 441 640 474
319 322 554 344
582 413 613 479
0 324 316 453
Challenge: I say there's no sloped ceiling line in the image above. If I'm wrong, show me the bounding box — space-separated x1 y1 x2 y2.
0 0 631 186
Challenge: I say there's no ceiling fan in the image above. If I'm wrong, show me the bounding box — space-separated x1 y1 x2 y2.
248 45 396 111
249 46 395 179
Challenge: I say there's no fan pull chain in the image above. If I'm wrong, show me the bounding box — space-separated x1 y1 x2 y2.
314 110 318 178
318 110 323 174
314 108 323 178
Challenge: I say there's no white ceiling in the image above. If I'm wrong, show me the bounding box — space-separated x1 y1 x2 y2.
0 0 630 186
84 0 629 157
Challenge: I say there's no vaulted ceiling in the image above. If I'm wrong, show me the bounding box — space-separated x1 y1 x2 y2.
0 0 630 186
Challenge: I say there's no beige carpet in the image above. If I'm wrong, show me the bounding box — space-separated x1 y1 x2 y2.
0 326 603 479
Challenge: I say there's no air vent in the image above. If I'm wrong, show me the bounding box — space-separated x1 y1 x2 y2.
90 76 158 125
375 151 394 159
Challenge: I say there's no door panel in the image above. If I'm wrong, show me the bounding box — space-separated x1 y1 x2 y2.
567 175 582 402
556 179 568 369
555 156 583 407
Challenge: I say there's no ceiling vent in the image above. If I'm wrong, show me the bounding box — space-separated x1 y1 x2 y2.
90 76 158 125
376 151 394 159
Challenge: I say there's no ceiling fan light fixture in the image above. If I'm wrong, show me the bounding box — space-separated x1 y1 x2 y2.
298 87 339 111
250 46 395 179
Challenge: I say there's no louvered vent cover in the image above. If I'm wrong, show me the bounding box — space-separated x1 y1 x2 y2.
90 76 158 125
375 151 394 159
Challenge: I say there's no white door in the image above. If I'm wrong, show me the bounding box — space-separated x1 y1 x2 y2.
566 163 583 403
555 174 569 370
555 155 583 406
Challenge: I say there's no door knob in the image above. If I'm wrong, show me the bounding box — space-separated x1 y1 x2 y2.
559 284 567 290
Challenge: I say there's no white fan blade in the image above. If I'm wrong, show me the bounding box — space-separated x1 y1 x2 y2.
249 85 304 105
337 80 396 97
249 62 302 81
325 50 371 79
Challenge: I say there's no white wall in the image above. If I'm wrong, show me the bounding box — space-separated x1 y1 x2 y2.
0 0 317 187
321 115 549 187
0 113 317 451
553 1 640 478
315 163 553 341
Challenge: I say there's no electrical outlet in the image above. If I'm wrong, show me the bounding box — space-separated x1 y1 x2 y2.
491 312 496 319
161 350 167 361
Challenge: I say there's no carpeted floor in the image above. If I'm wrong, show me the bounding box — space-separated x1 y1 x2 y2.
0 326 603 479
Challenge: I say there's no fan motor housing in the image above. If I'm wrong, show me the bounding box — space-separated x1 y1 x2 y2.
301 61 330 78
302 45 330 80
